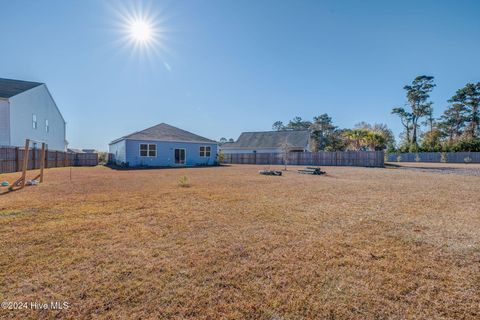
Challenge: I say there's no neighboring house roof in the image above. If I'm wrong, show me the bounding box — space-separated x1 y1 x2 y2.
222 130 310 149
0 78 43 98
82 149 98 153
110 123 217 144
68 148 85 153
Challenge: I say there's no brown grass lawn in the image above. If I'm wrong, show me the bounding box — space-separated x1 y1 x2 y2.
0 165 479 319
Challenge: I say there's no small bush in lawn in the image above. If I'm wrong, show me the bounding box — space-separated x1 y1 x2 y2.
178 176 190 188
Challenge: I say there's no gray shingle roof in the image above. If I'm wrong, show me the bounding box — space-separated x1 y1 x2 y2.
67 148 85 154
110 123 217 144
222 130 310 149
0 78 43 98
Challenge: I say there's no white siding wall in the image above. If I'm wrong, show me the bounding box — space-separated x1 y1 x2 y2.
9 84 66 151
0 100 10 146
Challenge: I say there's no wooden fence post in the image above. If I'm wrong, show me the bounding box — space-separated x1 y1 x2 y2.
20 139 30 189
32 145 36 170
15 147 19 172
39 143 46 182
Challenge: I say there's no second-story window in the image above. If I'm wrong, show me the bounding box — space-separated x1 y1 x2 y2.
32 114 37 129
45 119 49 133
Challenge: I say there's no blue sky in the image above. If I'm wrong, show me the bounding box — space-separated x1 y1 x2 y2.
1 0 479 150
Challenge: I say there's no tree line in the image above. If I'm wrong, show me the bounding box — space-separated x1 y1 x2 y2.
219 76 479 153
271 115 395 152
270 76 480 152
392 76 479 152
218 115 394 152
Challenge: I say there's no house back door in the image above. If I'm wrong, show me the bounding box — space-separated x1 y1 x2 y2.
174 148 186 164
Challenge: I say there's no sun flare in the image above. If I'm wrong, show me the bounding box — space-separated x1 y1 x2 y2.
110 1 171 68
129 20 153 43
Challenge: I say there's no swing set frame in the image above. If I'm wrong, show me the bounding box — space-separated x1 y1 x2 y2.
8 138 46 191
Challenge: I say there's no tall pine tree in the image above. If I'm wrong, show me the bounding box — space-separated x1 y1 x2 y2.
448 82 480 138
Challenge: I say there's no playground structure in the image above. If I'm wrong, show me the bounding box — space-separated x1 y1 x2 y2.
1 139 100 193
2 139 46 192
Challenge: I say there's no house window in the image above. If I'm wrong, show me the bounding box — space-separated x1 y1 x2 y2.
200 146 211 157
32 114 37 129
139 144 156 157
45 119 49 133
148 144 156 156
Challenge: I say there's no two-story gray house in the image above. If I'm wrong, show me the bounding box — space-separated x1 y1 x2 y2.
0 78 67 151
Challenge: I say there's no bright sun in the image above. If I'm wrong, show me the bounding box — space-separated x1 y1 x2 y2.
129 20 153 43
113 2 169 64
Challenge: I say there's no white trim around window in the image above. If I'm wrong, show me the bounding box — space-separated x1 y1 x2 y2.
139 143 157 157
199 146 211 157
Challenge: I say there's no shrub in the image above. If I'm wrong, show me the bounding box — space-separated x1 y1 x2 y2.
98 152 108 164
441 152 447 163
408 143 419 153
217 152 225 164
178 176 190 188
464 156 472 163
450 138 480 152
386 143 397 154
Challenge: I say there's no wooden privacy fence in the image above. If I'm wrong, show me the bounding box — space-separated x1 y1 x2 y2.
0 146 98 174
223 151 384 167
386 152 480 163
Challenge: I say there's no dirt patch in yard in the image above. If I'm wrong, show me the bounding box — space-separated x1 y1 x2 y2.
0 165 479 319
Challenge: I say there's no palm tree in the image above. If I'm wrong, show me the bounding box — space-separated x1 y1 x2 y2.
343 129 386 151
343 129 368 150
363 131 386 151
